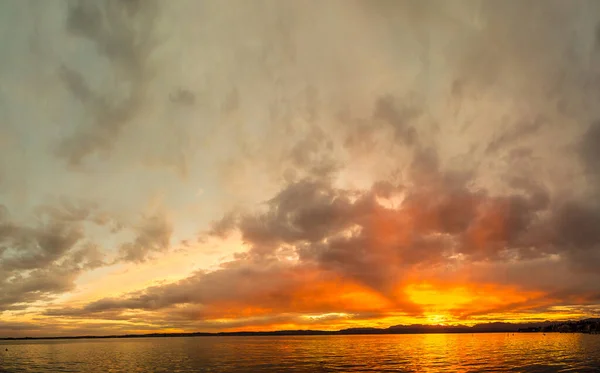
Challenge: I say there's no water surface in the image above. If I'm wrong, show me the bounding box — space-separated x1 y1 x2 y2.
1 333 599 372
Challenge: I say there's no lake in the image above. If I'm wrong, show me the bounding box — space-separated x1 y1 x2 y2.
1 333 599 372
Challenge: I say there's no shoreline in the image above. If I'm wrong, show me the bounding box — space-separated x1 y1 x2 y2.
3 319 598 341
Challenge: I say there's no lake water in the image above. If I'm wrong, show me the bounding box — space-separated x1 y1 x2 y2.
1 333 599 372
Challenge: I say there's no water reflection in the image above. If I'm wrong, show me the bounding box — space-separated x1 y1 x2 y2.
1 333 599 372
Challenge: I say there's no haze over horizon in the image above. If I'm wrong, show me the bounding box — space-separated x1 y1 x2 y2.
1 0 600 338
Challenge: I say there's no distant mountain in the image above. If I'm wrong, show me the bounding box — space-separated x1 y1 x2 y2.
2 319 599 340
517 318 600 333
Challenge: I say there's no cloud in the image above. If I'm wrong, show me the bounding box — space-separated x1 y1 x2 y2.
1 202 91 272
373 95 421 147
581 121 600 181
56 0 158 166
65 109 600 325
44 259 415 322
0 196 173 310
169 88 196 106
485 118 545 155
48 163 577 324
118 209 173 263
51 84 600 325
544 121 600 271
0 201 106 310
3 0 600 334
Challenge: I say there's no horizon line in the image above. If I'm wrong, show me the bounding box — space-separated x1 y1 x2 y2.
3 318 598 341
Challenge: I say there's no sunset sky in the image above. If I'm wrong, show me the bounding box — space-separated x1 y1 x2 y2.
1 0 600 337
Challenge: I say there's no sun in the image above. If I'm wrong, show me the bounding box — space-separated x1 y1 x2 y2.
426 314 449 325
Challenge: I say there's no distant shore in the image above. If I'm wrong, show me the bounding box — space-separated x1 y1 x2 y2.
0 329 515 342
2 319 599 341
517 319 600 334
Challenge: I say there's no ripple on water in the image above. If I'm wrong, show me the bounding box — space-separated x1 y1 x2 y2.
0 334 599 372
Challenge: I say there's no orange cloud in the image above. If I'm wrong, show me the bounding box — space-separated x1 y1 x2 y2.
403 281 547 324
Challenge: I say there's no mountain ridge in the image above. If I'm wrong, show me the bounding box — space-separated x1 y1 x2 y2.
2 319 599 340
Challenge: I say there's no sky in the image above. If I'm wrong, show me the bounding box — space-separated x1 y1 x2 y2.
1 0 600 337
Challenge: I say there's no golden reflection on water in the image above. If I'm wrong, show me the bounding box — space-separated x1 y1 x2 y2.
0 333 598 372
302 333 596 372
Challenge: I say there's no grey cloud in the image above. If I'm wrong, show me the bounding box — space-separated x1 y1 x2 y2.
0 221 83 271
237 179 356 247
207 212 239 239
5 0 600 332
581 121 600 180
373 95 421 147
57 0 158 165
459 1 600 130
41 307 357 333
169 88 196 106
343 95 423 156
80 156 564 320
0 266 79 309
65 0 157 77
67 243 105 270
45 256 420 319
544 121 600 270
485 118 545 155
118 210 173 263
0 320 48 332
43 120 600 327
288 126 339 179
0 202 106 310
216 123 594 287
596 21 600 50
553 202 600 251
34 199 97 223
0 318 165 337
0 203 90 272
222 172 543 287
452 1 579 92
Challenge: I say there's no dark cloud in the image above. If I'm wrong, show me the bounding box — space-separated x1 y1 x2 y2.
451 1 581 95
553 202 600 251
169 88 196 106
0 202 95 272
45 258 420 320
207 212 239 239
596 22 600 50
56 0 158 165
0 219 84 271
343 95 423 155
288 127 339 179
6 0 600 333
0 197 174 311
373 95 421 147
186 115 598 317
0 202 106 310
0 266 80 310
485 118 545 155
581 121 600 180
235 179 356 248
533 121 600 271
57 152 580 321
0 318 168 337
118 210 173 263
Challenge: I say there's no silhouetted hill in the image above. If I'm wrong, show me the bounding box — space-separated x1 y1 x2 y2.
2 319 599 340
518 318 600 333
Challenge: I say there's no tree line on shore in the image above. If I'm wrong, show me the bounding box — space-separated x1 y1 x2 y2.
518 319 600 333
3 319 599 340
